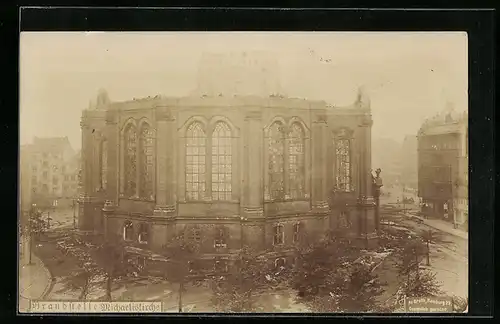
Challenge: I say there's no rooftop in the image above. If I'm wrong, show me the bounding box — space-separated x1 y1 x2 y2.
418 106 467 136
31 136 74 154
87 51 371 112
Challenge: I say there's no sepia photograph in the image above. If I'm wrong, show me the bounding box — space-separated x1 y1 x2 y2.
19 31 469 314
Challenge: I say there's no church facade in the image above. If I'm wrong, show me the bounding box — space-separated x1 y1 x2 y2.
78 54 379 272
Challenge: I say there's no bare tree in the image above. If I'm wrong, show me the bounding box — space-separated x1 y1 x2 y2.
58 236 105 300
25 208 47 265
162 232 201 313
58 234 136 300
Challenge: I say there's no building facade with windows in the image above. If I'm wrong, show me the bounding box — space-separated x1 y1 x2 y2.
79 90 379 273
417 110 468 228
78 54 379 272
19 137 80 211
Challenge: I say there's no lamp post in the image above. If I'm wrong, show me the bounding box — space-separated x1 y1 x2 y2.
372 168 383 233
47 200 56 229
72 198 77 229
28 203 36 265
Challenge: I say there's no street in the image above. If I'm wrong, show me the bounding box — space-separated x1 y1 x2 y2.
378 204 468 305
45 207 77 230
18 235 53 312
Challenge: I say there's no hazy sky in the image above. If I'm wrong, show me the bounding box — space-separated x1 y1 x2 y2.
20 32 468 150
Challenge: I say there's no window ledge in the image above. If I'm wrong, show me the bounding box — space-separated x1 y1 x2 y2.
120 196 155 203
181 200 239 204
264 198 309 203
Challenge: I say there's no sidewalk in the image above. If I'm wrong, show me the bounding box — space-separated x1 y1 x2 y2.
19 236 53 312
408 212 468 240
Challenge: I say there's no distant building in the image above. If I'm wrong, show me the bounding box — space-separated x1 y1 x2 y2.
78 53 380 274
400 135 418 189
19 145 33 216
19 137 80 210
417 109 468 228
372 138 401 188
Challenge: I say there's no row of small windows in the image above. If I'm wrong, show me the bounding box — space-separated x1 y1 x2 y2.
134 255 286 274
122 221 304 247
118 119 353 201
32 163 68 171
31 184 76 194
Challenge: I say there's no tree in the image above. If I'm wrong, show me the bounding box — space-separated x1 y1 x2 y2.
337 263 386 312
419 229 452 266
58 234 136 300
92 237 137 301
25 207 47 265
210 246 289 312
290 230 386 313
58 235 105 300
162 232 201 312
404 270 442 298
395 237 442 299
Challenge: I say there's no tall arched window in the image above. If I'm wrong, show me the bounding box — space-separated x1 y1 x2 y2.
335 138 351 192
139 123 154 199
211 122 232 201
288 123 305 199
100 139 108 190
186 122 207 200
268 122 285 200
124 124 137 197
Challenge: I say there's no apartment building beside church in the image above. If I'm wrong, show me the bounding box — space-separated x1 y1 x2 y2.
78 52 380 272
418 108 468 229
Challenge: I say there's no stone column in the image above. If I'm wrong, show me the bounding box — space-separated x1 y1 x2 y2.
311 114 329 212
78 115 95 231
82 119 94 196
242 110 263 218
154 107 176 217
105 110 119 204
363 116 373 198
102 200 115 240
357 115 377 245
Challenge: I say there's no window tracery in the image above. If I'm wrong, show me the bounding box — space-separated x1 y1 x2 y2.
288 123 305 198
335 137 352 192
186 122 207 200
211 122 232 201
139 123 154 199
124 124 137 197
268 122 285 200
